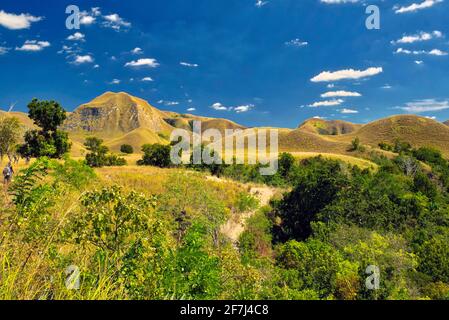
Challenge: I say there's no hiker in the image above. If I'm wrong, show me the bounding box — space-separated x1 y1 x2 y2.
3 162 14 187
25 155 30 165
13 154 19 165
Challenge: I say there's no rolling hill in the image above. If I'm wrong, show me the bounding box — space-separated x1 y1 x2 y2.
5 93 449 161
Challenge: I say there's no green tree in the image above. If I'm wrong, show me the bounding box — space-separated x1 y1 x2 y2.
0 116 21 162
138 143 171 168
120 144 134 154
278 152 295 179
84 137 126 167
18 99 71 158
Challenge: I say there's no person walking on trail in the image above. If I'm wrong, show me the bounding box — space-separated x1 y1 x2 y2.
3 162 14 188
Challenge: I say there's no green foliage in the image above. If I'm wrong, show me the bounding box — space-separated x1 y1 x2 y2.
349 137 365 152
68 186 157 254
84 137 126 167
234 192 259 213
0 116 21 161
272 158 348 241
138 143 171 168
417 235 449 283
18 99 71 159
27 98 66 132
120 144 134 154
278 152 295 179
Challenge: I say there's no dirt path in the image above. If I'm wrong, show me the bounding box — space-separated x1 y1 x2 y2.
206 176 277 244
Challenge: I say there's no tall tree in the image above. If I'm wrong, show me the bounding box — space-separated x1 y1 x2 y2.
0 115 21 162
18 99 71 159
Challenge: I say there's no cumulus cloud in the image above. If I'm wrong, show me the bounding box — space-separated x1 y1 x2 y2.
321 91 361 98
395 48 448 56
285 39 308 47
15 40 50 52
395 0 443 14
311 67 383 82
0 10 42 30
67 32 85 41
234 104 254 113
340 108 359 114
308 99 344 107
397 99 449 113
391 31 443 44
80 7 101 25
109 79 121 85
187 108 196 112
180 61 199 68
211 102 229 111
142 77 154 82
125 58 160 68
131 47 143 54
103 13 131 30
73 55 94 64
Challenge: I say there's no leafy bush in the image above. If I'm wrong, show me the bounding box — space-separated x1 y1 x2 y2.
138 143 171 168
120 144 134 154
84 137 126 167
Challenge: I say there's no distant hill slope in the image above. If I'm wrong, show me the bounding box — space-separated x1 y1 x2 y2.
332 115 449 156
163 112 246 134
298 118 361 135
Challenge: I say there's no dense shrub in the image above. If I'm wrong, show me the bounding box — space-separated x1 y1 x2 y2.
120 144 134 154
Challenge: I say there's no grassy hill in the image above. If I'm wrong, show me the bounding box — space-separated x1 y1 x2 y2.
331 115 449 157
298 118 361 135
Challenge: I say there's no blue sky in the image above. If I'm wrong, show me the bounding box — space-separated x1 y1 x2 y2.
0 0 448 128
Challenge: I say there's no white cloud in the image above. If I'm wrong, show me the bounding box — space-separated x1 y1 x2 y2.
395 48 448 56
142 77 154 82
67 32 85 41
415 60 424 65
391 31 443 44
255 1 269 7
211 102 229 111
180 61 199 68
382 84 393 89
397 99 449 113
93 64 100 68
103 13 131 30
321 90 361 98
0 46 10 55
125 58 159 68
309 99 344 107
15 40 50 52
158 100 179 106
311 67 383 82
73 55 94 64
285 39 308 47
109 79 121 85
79 7 101 25
0 10 42 30
187 108 196 112
234 104 254 113
340 108 359 114
395 0 443 14
320 0 359 3
131 47 143 54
